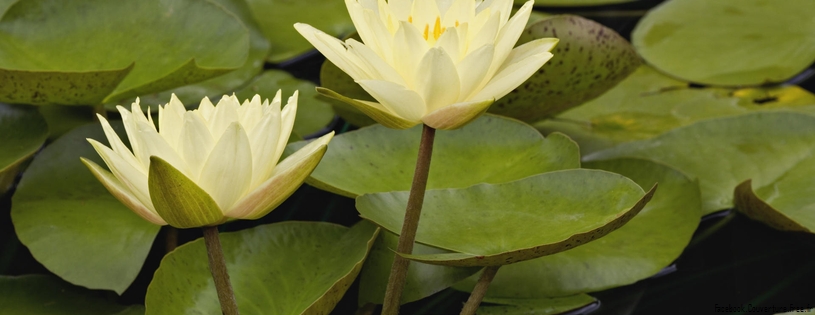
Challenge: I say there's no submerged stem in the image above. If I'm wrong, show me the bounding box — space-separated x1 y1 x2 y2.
381 124 437 315
460 266 501 315
202 226 239 315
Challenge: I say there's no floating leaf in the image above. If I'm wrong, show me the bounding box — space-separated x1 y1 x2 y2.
478 294 597 315
0 0 249 105
0 103 48 184
358 231 481 305
459 158 700 297
490 15 641 122
286 114 580 198
632 0 815 86
11 122 160 294
586 112 815 219
234 70 335 137
0 275 144 315
145 221 379 314
358 170 655 267
244 0 355 63
36 105 93 140
537 66 815 154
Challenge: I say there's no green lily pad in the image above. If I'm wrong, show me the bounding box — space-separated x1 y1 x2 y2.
537 66 815 154
0 0 249 105
121 0 271 107
631 0 815 86
234 70 335 137
585 112 815 218
11 122 160 294
358 231 481 305
357 169 655 267
145 221 379 314
0 275 144 315
36 104 94 140
286 114 580 198
515 0 635 6
478 294 596 315
0 103 48 178
489 14 641 122
244 0 355 63
458 158 700 297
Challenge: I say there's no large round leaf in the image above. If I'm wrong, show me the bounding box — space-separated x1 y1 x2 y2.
0 0 249 105
489 15 641 122
286 114 580 198
11 122 160 294
537 66 815 154
145 221 379 315
631 0 815 86
234 70 335 138
0 103 48 185
585 112 815 219
0 275 144 315
358 231 481 305
478 294 596 315
123 0 271 107
244 0 355 63
357 170 655 267
458 158 700 297
36 104 93 140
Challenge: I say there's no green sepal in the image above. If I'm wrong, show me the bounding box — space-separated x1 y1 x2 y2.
148 156 224 228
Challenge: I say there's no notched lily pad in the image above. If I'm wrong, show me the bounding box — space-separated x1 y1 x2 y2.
286 114 580 198
0 103 48 175
489 14 641 122
358 170 655 267
0 0 249 105
734 180 811 233
145 221 379 315
0 275 144 315
632 0 815 86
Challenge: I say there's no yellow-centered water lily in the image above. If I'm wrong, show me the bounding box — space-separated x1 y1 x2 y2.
81 93 333 228
295 0 557 130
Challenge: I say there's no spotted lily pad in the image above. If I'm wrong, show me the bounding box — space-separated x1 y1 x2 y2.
244 0 355 63
478 294 597 315
286 114 580 198
0 103 48 193
145 221 378 314
11 122 160 294
234 70 335 138
457 158 700 297
0 275 144 315
586 112 815 223
489 14 641 122
632 0 815 86
357 170 655 267
537 66 815 154
0 0 249 105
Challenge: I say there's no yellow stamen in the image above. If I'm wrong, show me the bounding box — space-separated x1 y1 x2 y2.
423 24 429 40
408 15 413 23
433 17 443 40
455 20 460 27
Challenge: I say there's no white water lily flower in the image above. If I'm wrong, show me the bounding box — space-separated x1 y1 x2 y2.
81 93 333 228
295 0 557 130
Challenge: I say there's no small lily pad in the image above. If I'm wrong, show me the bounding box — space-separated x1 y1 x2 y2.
145 221 379 314
11 122 160 294
244 0 355 63
358 231 481 305
632 0 815 86
489 14 641 122
478 294 597 315
585 112 815 217
537 66 815 154
0 275 144 315
234 70 335 138
286 114 580 198
357 170 655 267
0 0 249 105
0 103 48 184
460 158 700 297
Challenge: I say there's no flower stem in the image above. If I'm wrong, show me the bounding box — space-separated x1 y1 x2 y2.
381 124 437 315
459 266 501 315
202 226 239 315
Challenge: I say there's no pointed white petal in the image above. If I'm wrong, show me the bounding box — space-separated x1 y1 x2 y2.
470 39 556 101
357 80 426 121
87 139 153 213
96 114 145 173
436 27 461 61
178 111 215 181
317 87 420 129
247 105 282 187
158 94 186 148
393 20 429 84
198 96 215 121
414 47 461 113
490 0 534 75
135 120 190 177
209 95 240 140
198 122 253 212
294 23 368 80
82 158 166 225
457 44 495 99
346 39 406 86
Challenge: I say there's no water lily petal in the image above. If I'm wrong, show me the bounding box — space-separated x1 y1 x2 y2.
471 38 557 101
317 87 419 129
198 122 253 212
81 158 165 225
357 79 427 122
457 44 494 100
414 47 461 113
294 23 368 80
209 95 241 140
422 98 493 130
178 111 215 181
347 39 406 86
226 132 333 220
393 20 429 84
490 0 534 76
248 104 282 188
96 114 144 174
87 139 152 212
158 94 186 148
